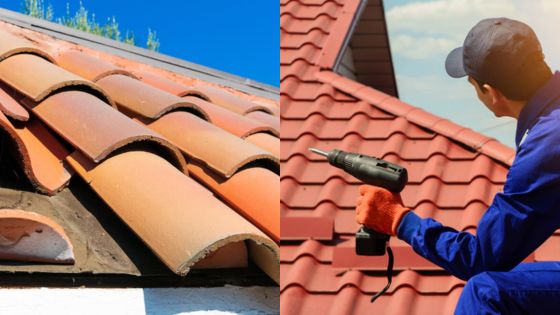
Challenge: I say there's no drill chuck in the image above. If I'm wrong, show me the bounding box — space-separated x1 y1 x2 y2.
311 148 407 193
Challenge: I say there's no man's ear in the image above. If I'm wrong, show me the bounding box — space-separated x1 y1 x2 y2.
483 84 505 106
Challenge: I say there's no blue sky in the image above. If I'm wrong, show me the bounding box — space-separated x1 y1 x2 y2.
0 0 279 87
383 0 560 148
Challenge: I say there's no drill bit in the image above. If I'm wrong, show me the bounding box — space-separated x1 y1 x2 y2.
308 147 328 157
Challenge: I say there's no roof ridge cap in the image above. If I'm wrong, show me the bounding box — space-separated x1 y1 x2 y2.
315 70 516 166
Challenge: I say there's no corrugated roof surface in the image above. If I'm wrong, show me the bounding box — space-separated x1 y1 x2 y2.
0 16 279 285
280 0 560 313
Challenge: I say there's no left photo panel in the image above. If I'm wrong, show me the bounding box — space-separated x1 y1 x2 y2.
0 1 280 314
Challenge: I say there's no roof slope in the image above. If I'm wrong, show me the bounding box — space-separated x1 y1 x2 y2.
0 14 279 286
280 0 560 313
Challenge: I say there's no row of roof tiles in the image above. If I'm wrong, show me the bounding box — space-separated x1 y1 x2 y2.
0 24 280 282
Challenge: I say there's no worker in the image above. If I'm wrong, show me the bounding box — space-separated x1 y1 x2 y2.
356 17 560 314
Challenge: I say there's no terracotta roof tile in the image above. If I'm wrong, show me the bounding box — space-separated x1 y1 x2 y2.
188 162 280 243
56 50 138 82
245 133 280 158
245 111 280 131
0 53 113 105
0 19 278 283
96 74 208 120
141 111 277 177
183 96 279 138
0 209 74 264
0 86 28 121
195 85 275 115
0 30 55 62
0 111 72 194
67 149 279 282
22 91 186 171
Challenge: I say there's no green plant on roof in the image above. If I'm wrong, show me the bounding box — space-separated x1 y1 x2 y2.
21 0 160 51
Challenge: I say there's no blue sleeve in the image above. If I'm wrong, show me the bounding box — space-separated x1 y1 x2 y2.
397 115 560 281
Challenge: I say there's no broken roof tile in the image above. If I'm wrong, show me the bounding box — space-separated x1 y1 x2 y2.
183 96 279 138
67 149 279 282
27 90 187 170
0 85 29 121
96 74 208 120
56 50 138 82
0 53 114 105
143 111 278 178
0 209 74 264
0 30 55 62
0 111 72 194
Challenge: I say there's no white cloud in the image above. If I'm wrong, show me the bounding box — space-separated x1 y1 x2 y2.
391 34 456 59
386 0 518 41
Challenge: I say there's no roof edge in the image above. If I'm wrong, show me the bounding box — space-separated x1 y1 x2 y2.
317 0 365 69
315 70 516 166
0 9 279 101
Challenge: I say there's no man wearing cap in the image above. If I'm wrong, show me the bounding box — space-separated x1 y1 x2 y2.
356 17 560 313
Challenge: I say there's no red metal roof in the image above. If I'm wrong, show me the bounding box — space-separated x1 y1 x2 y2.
280 0 560 313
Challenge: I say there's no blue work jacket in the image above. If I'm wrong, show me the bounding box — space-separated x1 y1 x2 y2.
397 71 560 281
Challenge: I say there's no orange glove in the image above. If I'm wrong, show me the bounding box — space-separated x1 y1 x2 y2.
355 185 411 236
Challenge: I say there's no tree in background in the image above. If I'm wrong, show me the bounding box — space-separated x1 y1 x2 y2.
22 0 160 51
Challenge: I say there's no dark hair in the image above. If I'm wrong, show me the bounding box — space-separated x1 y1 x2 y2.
472 52 553 101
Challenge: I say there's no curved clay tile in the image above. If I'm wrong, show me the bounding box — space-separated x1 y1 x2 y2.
0 31 55 63
194 85 274 115
30 91 187 171
0 209 74 264
0 54 115 106
245 133 280 159
0 86 29 121
246 111 280 131
56 50 138 82
183 96 279 138
96 74 209 120
66 150 279 282
0 111 72 195
135 70 211 100
187 162 280 243
141 111 279 178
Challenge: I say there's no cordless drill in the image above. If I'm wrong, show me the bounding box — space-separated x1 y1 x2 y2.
308 148 408 256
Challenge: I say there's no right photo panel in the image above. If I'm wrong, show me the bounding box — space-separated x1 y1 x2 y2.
281 0 560 314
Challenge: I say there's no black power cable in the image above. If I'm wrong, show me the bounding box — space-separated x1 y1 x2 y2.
370 246 394 303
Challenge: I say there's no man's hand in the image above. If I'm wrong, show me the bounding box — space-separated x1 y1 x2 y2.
355 185 411 236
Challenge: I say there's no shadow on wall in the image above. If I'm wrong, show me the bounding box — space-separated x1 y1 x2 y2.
143 286 280 315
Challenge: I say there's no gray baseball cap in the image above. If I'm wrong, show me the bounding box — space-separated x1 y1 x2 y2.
445 17 543 84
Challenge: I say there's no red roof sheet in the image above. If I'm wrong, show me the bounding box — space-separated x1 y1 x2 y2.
280 0 560 313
